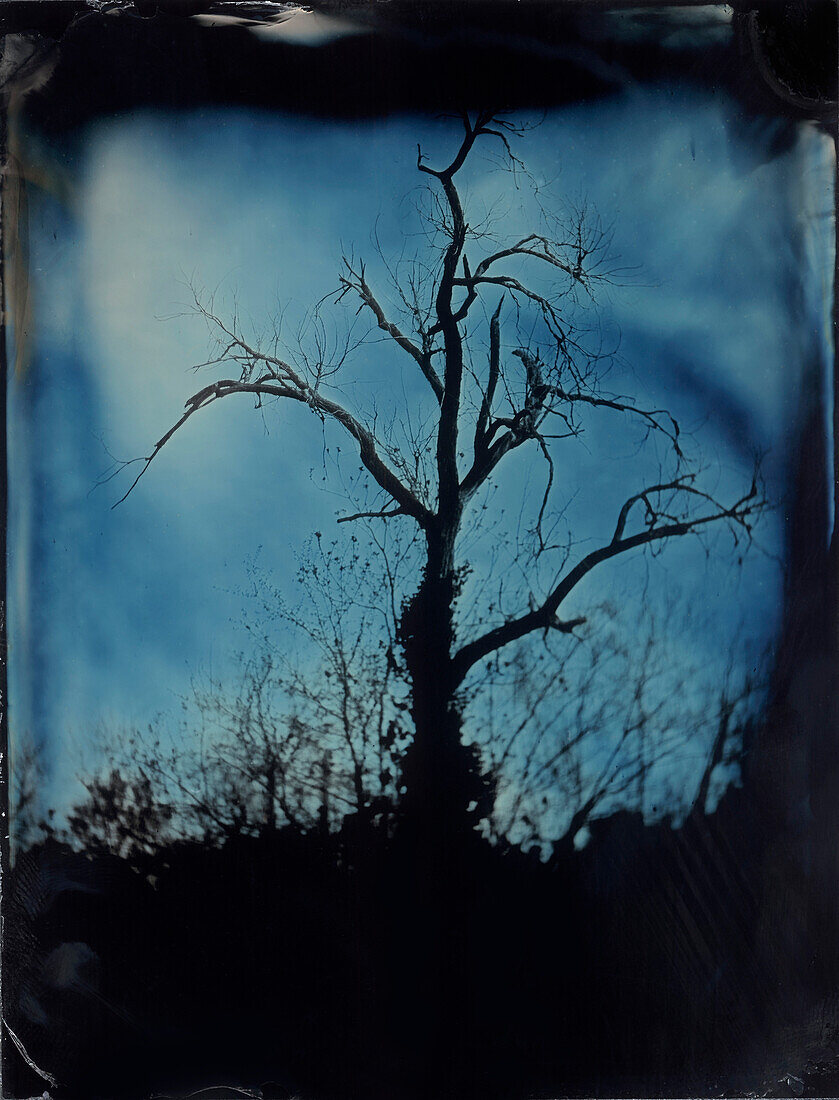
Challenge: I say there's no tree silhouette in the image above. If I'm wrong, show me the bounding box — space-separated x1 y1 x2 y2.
479 606 759 851
82 642 409 849
9 734 51 858
118 111 763 846
68 593 757 857
63 768 173 860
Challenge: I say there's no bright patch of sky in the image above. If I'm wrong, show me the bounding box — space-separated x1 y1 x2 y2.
8 84 834 825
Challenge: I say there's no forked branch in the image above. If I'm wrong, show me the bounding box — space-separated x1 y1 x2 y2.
337 257 444 402
452 477 764 683
113 368 432 528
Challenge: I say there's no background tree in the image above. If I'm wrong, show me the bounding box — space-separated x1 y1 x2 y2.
478 605 759 852
9 734 51 858
63 767 173 860
86 647 408 849
67 534 413 851
69 563 760 864
117 110 763 845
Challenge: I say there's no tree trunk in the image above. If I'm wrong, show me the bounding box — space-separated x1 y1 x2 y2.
262 759 277 834
394 524 490 1097
397 524 489 834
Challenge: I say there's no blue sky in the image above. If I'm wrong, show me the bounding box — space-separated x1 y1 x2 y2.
8 84 835 828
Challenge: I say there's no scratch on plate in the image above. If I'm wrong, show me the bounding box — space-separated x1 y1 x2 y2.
2 1016 60 1088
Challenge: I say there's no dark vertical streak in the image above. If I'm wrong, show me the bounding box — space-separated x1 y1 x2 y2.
0 56 11 1082
832 127 838 552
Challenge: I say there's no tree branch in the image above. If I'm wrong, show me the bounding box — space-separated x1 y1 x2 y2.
452 480 762 683
459 347 552 501
337 506 405 524
419 124 475 521
691 697 733 819
338 258 444 402
114 373 432 527
474 234 583 283
473 298 503 457
551 384 683 456
416 111 523 522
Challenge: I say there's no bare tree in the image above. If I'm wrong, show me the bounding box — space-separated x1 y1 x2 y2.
477 606 760 853
83 673 331 848
242 533 414 833
116 111 764 842
62 767 173 860
70 593 757 856
9 733 51 858
80 547 413 849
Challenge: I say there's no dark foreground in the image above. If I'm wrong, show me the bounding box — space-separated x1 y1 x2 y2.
5 773 839 1100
